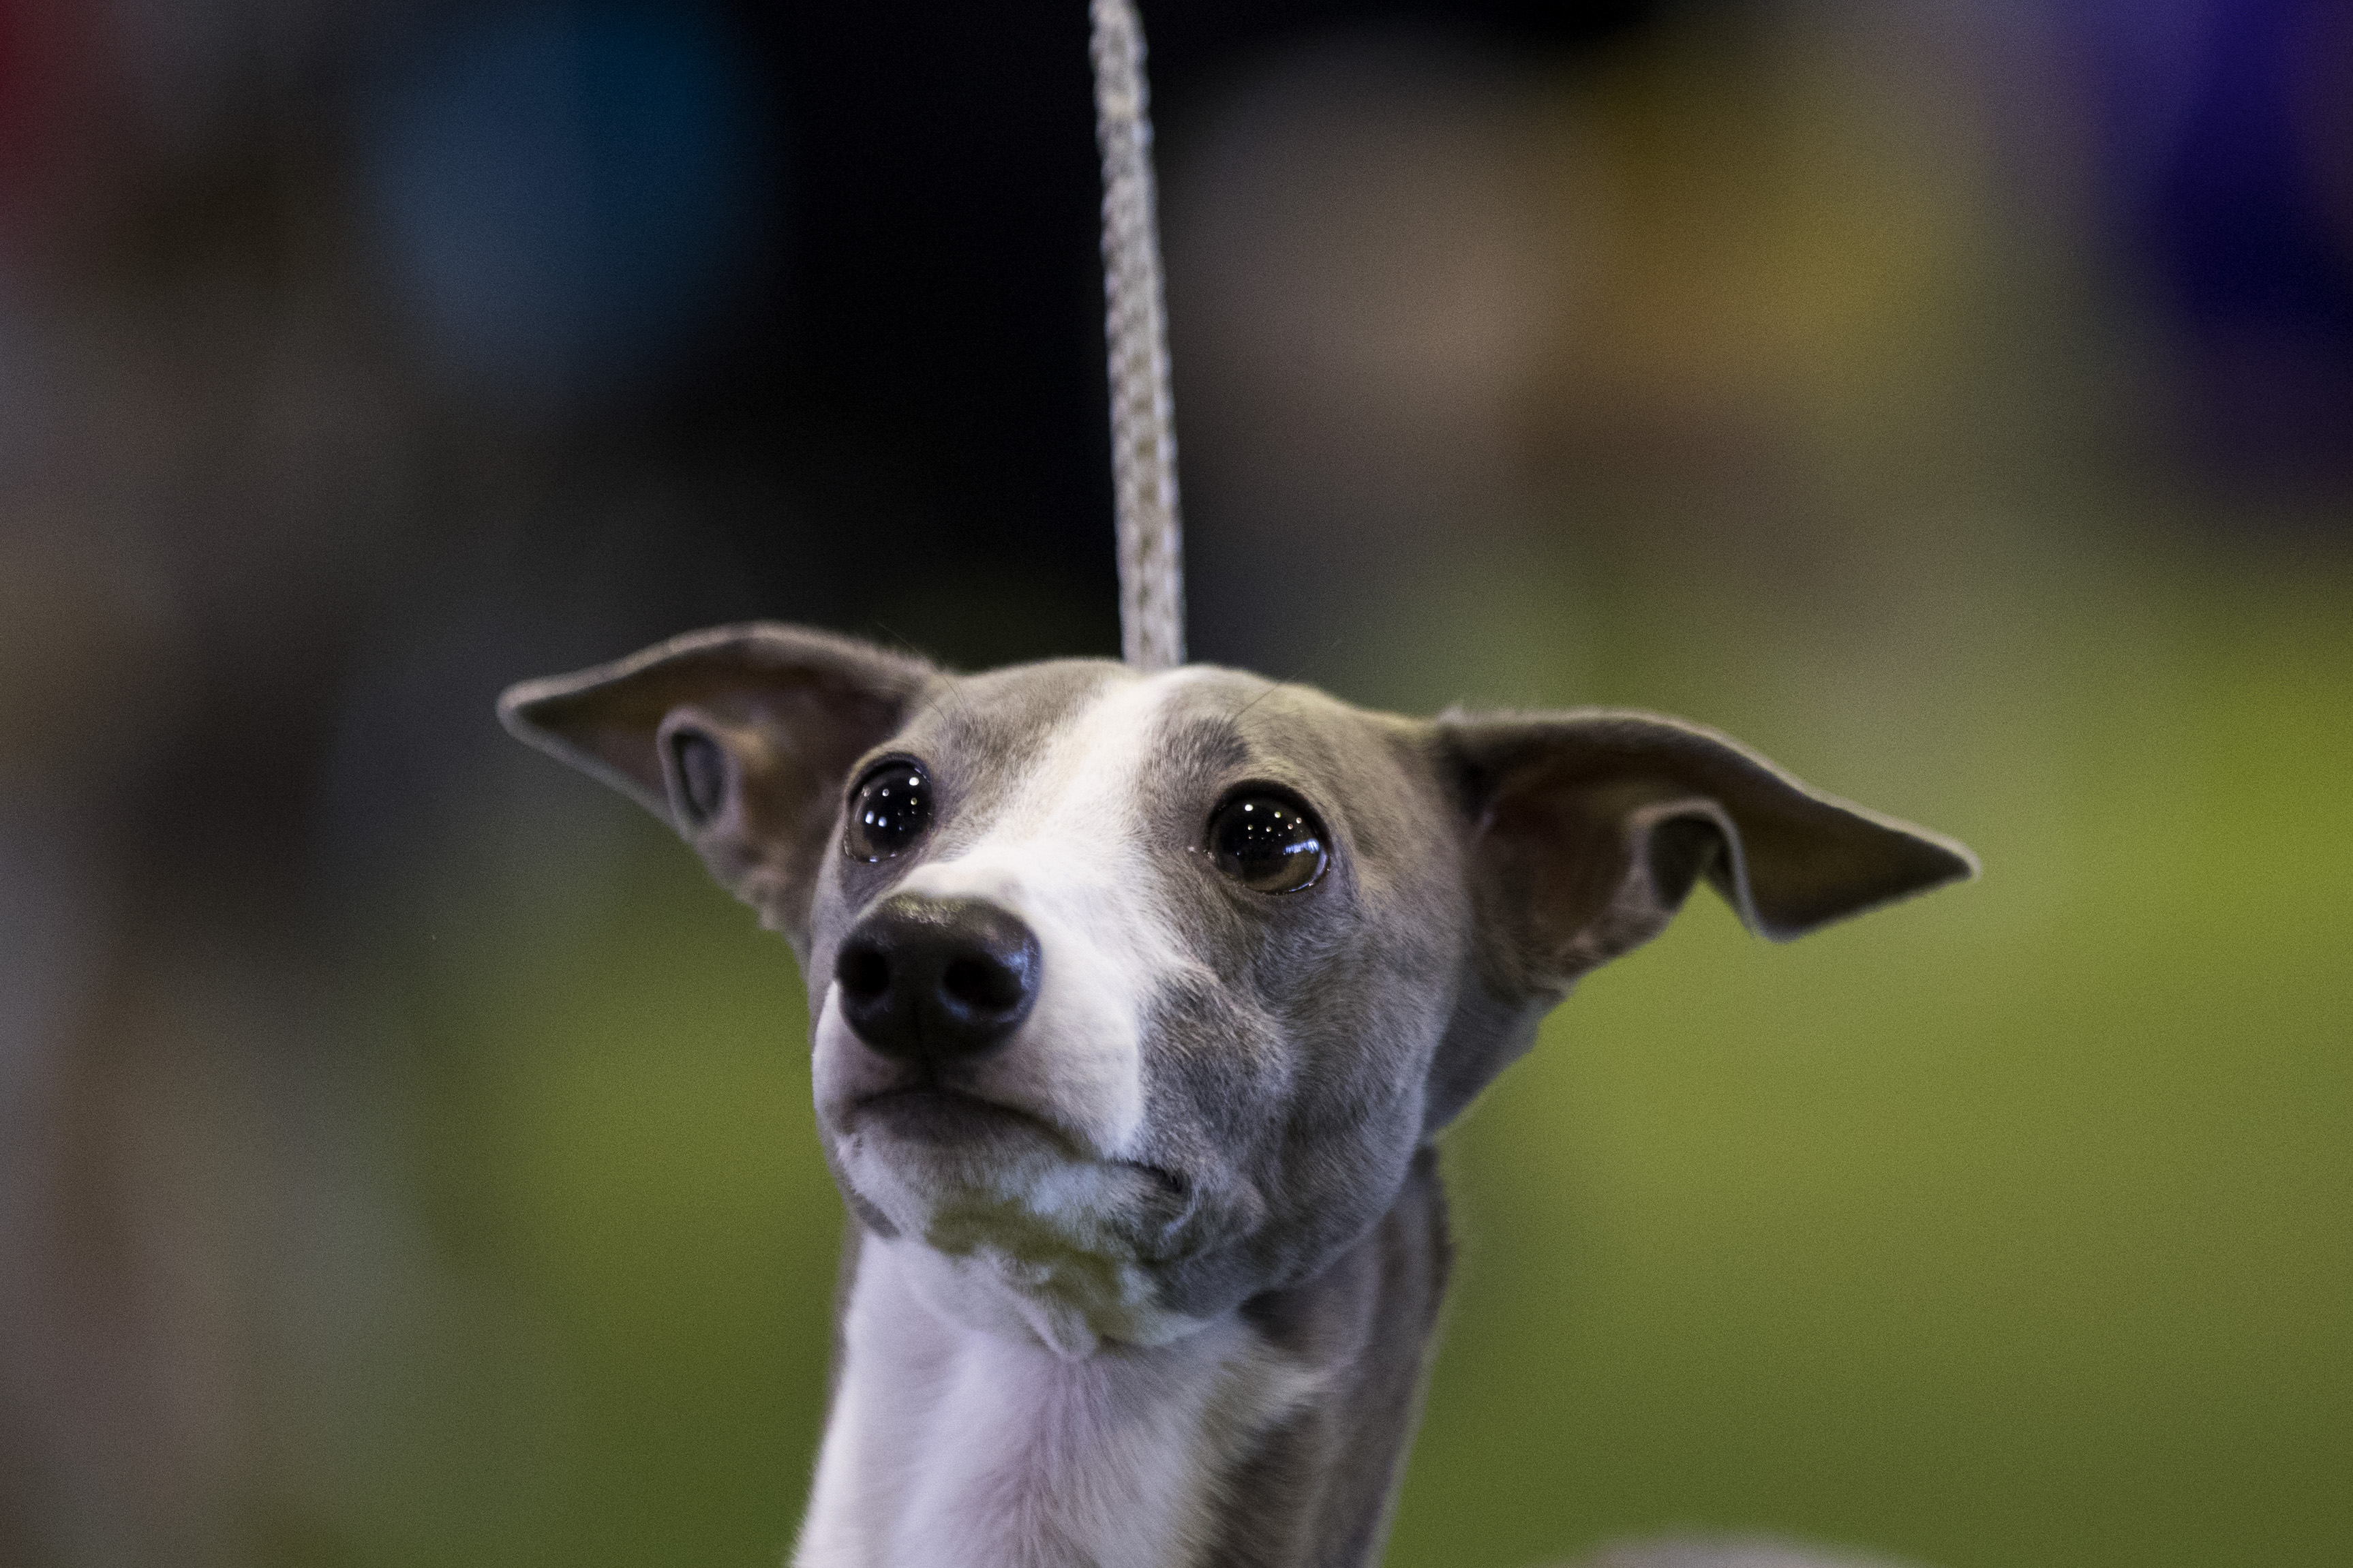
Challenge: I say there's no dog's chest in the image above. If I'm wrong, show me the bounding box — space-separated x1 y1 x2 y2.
796 1235 1316 1568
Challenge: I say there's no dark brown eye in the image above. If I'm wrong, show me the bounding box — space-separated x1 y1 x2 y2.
1206 792 1327 894
846 762 932 862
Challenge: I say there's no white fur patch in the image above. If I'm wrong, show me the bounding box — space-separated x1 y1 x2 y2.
795 1235 1322 1568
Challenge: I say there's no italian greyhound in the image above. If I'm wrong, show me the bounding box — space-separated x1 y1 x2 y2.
500 622 1975 1568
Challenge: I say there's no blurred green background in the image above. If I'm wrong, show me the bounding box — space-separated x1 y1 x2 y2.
0 1 2347 1565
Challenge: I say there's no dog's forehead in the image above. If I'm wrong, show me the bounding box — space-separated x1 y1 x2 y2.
1140 670 1418 803
883 662 1418 828
894 658 1125 798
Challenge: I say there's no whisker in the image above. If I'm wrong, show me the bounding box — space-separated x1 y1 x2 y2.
1231 636 1344 721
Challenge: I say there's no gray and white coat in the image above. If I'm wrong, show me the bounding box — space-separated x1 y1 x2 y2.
501 624 1974 1568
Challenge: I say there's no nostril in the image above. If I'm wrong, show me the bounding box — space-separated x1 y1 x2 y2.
942 954 1022 1013
837 942 891 1000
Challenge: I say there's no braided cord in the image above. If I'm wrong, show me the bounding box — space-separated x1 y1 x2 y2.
1090 0 1186 671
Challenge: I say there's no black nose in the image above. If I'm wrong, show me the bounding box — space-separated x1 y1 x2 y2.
833 895 1042 1064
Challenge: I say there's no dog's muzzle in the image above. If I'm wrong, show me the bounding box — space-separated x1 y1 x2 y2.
834 894 1042 1066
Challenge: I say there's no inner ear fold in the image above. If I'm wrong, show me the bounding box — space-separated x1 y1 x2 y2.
664 720 731 827
1442 712 1976 997
498 623 937 945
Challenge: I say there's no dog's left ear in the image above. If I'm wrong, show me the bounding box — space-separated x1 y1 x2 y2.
499 623 937 948
1436 711 1976 1001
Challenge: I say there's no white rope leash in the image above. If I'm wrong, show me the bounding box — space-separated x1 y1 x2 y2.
1090 0 1186 671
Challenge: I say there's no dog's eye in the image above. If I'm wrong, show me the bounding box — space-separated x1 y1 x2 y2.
846 762 932 862
1206 793 1327 894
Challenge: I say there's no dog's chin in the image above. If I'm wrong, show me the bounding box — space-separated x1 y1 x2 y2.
832 1110 1209 1355
831 1090 1191 1278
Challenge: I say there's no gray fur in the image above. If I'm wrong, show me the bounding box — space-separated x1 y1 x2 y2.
1202 1144 1451 1568
500 624 1975 1568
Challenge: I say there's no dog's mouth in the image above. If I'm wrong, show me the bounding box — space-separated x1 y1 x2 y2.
845 1083 1193 1208
849 1083 1071 1149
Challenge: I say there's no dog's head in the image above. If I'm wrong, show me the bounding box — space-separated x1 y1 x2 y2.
503 624 1973 1355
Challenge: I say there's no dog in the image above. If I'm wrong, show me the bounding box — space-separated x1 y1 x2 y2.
500 621 1975 1568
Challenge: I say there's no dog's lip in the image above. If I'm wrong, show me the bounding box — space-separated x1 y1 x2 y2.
844 1084 1191 1203
850 1082 1069 1144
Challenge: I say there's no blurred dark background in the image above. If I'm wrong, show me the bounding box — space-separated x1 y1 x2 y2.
0 1 2347 1565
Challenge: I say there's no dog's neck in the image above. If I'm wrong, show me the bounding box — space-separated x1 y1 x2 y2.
794 1147 1451 1568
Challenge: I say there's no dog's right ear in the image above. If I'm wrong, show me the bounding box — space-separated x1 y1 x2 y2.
1436 709 1976 996
498 624 937 947
1416 708 1973 1132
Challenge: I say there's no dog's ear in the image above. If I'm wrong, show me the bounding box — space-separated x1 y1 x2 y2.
1436 711 1975 998
499 624 937 946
